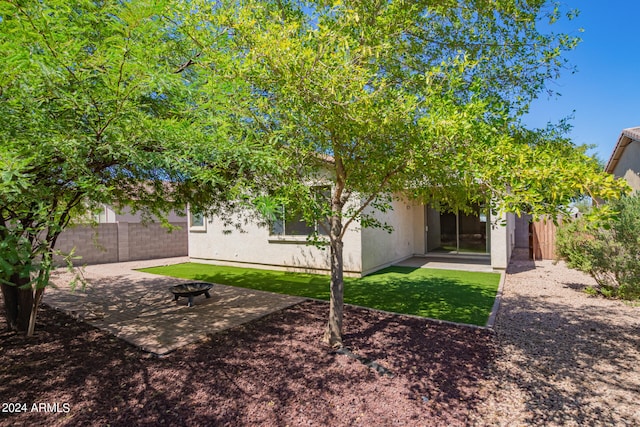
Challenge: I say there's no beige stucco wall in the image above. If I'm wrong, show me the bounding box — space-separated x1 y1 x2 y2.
101 205 186 223
612 139 640 192
360 198 418 275
514 214 531 249
411 203 426 255
188 197 513 275
489 211 515 270
188 211 363 275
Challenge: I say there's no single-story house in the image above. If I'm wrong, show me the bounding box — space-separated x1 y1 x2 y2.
188 196 520 276
605 126 640 192
93 204 186 224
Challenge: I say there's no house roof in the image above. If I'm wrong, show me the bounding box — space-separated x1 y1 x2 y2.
605 126 640 173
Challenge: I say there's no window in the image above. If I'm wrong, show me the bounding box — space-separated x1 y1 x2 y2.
189 212 206 231
270 208 323 236
270 186 330 237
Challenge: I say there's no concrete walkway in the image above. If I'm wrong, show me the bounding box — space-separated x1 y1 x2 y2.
395 254 495 273
44 257 306 355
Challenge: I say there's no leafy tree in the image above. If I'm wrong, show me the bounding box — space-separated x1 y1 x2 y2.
556 195 640 300
0 0 265 335
191 0 627 347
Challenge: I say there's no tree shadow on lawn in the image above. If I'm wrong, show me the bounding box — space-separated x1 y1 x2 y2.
180 267 332 300
0 297 498 427
348 266 500 326
493 293 640 426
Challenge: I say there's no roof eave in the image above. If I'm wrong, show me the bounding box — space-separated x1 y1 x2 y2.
605 127 640 174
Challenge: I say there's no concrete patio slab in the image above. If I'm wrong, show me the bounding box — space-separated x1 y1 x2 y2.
44 257 306 355
395 255 495 273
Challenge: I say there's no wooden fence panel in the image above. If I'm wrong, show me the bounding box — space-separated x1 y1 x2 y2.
531 218 558 260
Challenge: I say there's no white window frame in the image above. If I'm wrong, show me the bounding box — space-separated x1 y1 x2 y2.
189 211 206 232
269 186 330 238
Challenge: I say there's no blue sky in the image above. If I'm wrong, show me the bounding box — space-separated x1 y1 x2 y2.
523 1 640 163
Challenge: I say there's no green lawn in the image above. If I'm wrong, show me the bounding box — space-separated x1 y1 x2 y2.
140 263 501 326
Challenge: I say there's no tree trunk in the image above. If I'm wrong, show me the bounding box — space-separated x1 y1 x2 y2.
323 218 345 348
1 274 37 334
27 287 45 336
323 153 349 348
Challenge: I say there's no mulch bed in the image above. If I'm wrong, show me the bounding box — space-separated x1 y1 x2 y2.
0 298 497 426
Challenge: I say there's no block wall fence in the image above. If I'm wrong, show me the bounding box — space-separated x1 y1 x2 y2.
54 222 188 266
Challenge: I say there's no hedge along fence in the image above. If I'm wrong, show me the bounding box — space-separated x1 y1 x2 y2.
53 222 188 266
556 195 640 300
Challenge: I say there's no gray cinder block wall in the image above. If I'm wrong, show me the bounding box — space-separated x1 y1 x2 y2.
54 222 187 266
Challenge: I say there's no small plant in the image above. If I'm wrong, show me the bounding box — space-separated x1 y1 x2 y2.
556 195 640 300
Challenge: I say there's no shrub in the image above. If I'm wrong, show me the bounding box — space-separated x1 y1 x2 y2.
556 195 640 300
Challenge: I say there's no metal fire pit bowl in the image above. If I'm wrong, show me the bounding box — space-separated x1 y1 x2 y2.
170 282 213 307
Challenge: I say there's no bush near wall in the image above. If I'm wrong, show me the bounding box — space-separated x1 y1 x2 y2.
556 195 640 300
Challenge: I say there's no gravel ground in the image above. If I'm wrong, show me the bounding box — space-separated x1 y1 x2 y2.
478 253 640 426
1 255 639 426
1 300 497 426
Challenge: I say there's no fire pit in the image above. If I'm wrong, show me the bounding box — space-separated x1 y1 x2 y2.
170 282 213 307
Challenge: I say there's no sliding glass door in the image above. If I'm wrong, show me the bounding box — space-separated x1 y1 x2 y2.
426 205 490 254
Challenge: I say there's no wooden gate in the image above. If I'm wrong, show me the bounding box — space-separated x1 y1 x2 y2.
530 218 558 260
